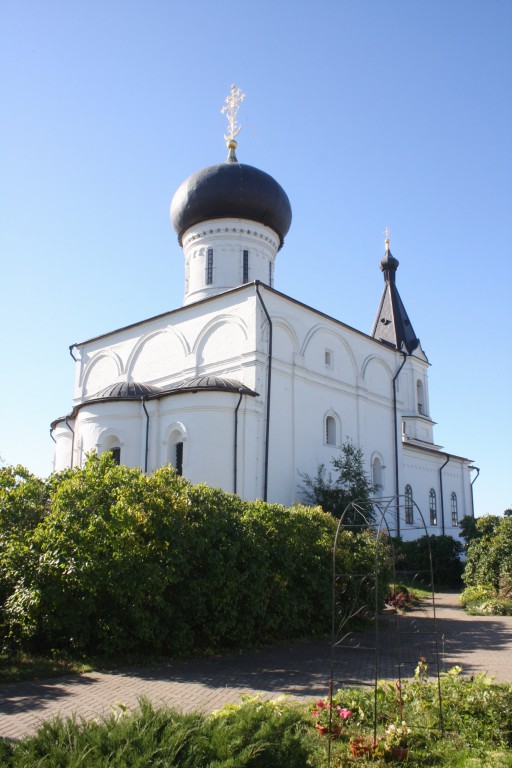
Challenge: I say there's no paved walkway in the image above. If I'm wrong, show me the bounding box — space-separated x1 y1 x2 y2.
1 592 511 741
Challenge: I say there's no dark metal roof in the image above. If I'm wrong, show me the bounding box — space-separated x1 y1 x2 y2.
170 153 292 248
87 377 257 402
88 381 162 400
172 375 256 395
51 376 257 430
371 247 428 361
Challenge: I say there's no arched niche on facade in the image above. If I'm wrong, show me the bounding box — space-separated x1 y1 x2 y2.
272 318 299 365
301 325 357 385
82 352 123 398
128 328 189 383
361 355 393 398
194 315 248 369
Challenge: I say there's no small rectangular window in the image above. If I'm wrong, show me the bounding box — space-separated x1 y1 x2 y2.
206 248 213 285
111 447 121 466
268 261 273 287
176 442 183 476
325 350 332 368
243 250 249 283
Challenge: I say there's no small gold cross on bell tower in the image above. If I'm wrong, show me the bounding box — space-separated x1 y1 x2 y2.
384 226 391 252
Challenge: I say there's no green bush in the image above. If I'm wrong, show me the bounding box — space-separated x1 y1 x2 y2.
460 584 495 610
0 697 311 767
463 516 512 601
393 534 464 588
0 453 390 658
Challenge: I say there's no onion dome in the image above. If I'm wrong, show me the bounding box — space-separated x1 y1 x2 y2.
379 233 400 282
170 140 292 249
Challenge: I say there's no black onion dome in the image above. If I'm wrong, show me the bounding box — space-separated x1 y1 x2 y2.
170 153 292 248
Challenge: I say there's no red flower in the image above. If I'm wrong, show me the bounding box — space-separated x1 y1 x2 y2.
337 707 353 720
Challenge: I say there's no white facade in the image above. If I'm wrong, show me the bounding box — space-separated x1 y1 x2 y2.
52 159 475 541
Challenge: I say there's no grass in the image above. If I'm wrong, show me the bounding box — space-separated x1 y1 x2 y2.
0 653 94 683
0 651 176 684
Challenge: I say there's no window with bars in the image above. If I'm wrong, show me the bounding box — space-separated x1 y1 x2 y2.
429 488 437 525
243 250 249 283
404 484 414 524
206 248 213 285
110 447 121 466
451 492 458 526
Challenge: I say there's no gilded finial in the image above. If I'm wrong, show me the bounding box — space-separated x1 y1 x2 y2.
221 83 245 146
384 226 391 252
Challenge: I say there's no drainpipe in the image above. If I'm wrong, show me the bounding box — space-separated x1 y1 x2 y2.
255 281 272 502
439 454 450 536
141 397 150 473
65 417 75 468
69 344 77 361
234 388 244 494
49 427 56 443
469 465 480 518
392 351 407 536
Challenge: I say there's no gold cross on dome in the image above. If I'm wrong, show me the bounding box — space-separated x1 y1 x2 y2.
221 84 245 141
384 226 391 250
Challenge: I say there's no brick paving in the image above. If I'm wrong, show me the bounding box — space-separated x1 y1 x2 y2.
1 592 511 742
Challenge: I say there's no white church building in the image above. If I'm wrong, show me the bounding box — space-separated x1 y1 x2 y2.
51 91 475 540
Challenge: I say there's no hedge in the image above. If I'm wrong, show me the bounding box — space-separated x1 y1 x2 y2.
0 453 390 657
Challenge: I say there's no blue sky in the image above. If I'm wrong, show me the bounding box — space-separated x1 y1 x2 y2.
1 0 511 515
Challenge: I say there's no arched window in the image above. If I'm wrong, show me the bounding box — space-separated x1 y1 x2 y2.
101 433 122 465
417 379 425 415
166 424 187 476
372 456 383 490
451 492 458 526
429 488 437 525
404 484 414 524
325 416 336 446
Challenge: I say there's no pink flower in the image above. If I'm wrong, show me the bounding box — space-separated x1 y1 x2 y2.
337 707 353 720
311 710 319 717
317 700 325 709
